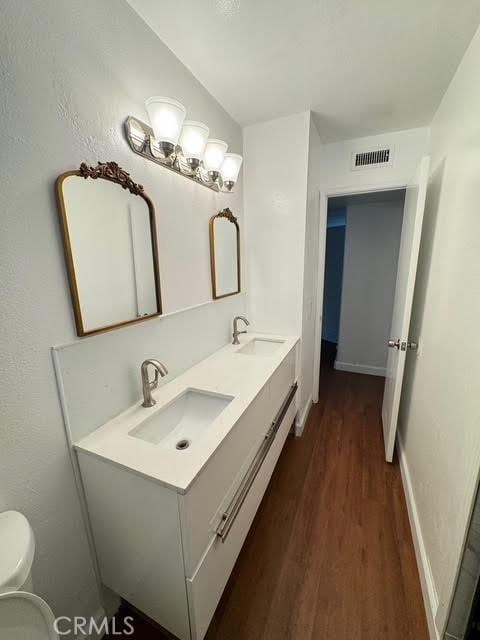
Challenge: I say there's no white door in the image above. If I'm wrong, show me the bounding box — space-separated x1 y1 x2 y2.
382 156 430 462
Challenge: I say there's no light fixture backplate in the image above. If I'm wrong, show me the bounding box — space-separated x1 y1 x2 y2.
124 116 235 193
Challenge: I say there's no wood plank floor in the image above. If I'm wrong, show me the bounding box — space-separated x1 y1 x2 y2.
107 365 429 640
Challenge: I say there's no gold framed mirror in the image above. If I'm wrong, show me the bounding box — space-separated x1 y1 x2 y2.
56 161 162 336
209 208 241 299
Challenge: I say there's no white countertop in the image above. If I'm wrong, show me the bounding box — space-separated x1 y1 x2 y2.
75 333 299 493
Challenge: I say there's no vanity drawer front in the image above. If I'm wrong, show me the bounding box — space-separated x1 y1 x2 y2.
186 394 296 640
180 348 296 577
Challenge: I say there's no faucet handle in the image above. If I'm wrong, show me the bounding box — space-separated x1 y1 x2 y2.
150 367 160 389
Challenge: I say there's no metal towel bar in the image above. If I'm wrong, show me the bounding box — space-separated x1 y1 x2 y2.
216 382 298 542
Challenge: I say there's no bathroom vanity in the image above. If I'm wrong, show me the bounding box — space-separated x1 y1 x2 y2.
76 334 299 640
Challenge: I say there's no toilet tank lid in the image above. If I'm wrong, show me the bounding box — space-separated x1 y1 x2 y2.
0 511 35 593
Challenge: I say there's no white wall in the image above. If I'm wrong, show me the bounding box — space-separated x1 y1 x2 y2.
299 117 322 420
244 112 310 336
398 24 480 637
159 172 243 314
335 201 403 376
244 111 321 425
0 0 243 623
320 127 430 192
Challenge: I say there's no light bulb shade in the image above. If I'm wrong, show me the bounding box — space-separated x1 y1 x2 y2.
221 153 243 182
203 139 228 172
179 121 209 160
145 96 186 145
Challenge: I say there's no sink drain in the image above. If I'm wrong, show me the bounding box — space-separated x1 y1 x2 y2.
176 439 190 451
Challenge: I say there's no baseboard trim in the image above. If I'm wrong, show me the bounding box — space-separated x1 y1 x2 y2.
397 435 440 640
295 393 313 437
334 360 386 377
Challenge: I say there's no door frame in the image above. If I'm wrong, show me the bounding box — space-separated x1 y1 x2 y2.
312 181 409 403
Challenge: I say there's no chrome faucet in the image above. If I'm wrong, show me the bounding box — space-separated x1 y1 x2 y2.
141 359 168 408
232 315 250 345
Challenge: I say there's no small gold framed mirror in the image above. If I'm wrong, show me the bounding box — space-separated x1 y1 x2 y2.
56 161 162 336
209 208 240 299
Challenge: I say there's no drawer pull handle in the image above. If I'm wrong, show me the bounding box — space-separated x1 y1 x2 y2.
216 382 297 542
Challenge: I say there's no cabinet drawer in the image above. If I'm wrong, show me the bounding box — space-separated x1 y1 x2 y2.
180 348 296 576
186 388 296 640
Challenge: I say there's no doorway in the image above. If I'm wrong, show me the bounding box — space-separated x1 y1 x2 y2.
312 157 429 462
320 206 346 370
319 190 406 381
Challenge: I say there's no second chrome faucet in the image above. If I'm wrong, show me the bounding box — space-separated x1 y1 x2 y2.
232 315 250 345
140 316 249 409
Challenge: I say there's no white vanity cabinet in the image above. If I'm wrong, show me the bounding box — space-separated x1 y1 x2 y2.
77 341 297 640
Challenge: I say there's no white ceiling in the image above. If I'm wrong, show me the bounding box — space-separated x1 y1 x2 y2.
128 0 480 142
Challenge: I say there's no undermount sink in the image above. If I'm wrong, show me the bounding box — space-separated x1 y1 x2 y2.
237 338 284 356
129 388 233 450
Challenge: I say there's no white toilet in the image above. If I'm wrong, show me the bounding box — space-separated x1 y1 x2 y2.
0 511 58 639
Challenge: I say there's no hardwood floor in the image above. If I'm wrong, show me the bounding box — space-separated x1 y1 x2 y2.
107 365 429 640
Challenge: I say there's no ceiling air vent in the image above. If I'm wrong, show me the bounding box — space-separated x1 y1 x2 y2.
351 147 393 171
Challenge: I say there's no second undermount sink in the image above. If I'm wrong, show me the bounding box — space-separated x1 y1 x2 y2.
237 338 284 356
129 388 233 451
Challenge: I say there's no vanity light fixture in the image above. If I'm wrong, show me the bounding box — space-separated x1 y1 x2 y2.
124 97 242 193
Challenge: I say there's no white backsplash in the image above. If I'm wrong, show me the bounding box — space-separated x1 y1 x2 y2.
54 294 246 443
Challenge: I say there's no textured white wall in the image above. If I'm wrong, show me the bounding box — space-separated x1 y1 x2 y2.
398 24 480 635
244 112 315 425
0 0 243 622
299 117 322 416
244 112 310 336
320 127 430 192
336 201 403 375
